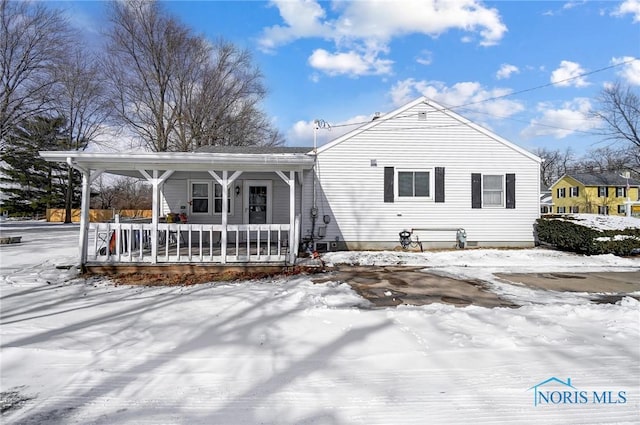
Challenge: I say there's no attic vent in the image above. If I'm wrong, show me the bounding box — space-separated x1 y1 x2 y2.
418 112 427 120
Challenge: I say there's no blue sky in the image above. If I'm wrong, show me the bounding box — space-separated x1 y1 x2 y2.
56 0 640 154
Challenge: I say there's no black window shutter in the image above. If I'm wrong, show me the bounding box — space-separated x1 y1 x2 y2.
384 167 394 203
506 173 516 209
435 167 445 203
471 173 482 209
575 186 579 197
606 187 610 197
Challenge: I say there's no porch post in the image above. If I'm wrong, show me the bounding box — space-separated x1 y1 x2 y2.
78 169 91 266
289 171 296 264
221 170 228 264
209 170 242 264
151 170 159 263
277 170 297 264
140 170 174 264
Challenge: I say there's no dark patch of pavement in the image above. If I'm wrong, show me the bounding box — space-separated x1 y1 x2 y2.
495 271 640 304
314 267 640 308
313 266 518 308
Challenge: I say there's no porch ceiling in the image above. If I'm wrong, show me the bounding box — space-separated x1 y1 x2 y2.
39 151 316 173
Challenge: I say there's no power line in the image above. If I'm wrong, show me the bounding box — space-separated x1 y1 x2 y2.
321 57 638 131
447 57 638 111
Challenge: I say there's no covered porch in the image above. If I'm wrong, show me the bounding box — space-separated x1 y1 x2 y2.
40 148 315 269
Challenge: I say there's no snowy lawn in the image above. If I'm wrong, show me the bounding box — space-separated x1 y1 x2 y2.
1 223 639 424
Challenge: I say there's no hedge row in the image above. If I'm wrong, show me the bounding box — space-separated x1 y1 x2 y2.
536 216 640 256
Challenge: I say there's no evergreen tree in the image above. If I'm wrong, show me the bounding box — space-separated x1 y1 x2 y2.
0 117 71 216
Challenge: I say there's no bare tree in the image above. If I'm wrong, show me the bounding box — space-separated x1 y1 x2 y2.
573 145 634 174
53 47 112 222
180 40 283 150
103 0 188 152
534 147 575 187
104 0 282 152
593 82 640 149
91 176 151 210
0 0 71 146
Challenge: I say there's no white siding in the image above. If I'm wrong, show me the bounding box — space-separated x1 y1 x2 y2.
302 101 540 248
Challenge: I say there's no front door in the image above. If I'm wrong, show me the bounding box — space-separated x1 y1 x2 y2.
243 180 272 224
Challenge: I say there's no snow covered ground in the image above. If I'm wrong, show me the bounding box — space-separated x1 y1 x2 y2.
1 223 639 424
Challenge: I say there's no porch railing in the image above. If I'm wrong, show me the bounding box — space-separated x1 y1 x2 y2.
88 221 295 264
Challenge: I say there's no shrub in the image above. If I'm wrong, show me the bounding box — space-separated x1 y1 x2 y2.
536 216 640 256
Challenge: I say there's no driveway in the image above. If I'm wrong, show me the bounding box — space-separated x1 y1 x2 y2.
315 266 640 308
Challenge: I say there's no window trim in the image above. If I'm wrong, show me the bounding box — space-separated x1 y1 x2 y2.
569 186 579 197
482 174 504 208
598 186 607 197
569 205 579 213
557 206 566 213
557 187 566 198
598 205 609 215
395 168 433 201
189 180 211 215
616 187 626 198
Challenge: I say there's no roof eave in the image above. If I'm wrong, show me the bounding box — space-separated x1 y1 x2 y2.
39 151 316 172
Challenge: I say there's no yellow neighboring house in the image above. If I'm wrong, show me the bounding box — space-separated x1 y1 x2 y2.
551 172 640 216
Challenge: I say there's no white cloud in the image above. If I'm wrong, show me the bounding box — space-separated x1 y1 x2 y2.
612 56 640 85
308 49 393 76
613 0 640 22
563 1 587 10
550 60 590 87
416 50 433 66
389 78 525 120
520 98 600 139
260 0 507 76
260 0 329 51
496 64 519 80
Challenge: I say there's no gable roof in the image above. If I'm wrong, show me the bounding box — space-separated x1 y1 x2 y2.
314 96 541 163
554 172 640 188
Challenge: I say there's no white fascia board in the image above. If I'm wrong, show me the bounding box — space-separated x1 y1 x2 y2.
39 151 315 171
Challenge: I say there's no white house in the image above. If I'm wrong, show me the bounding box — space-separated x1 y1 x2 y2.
40 97 541 271
303 97 541 251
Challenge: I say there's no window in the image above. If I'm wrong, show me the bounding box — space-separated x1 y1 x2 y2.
598 205 609 215
557 188 566 198
471 173 515 209
189 181 233 215
384 167 444 203
557 206 566 213
569 206 579 213
213 184 232 214
616 187 626 197
190 182 210 214
598 186 608 197
569 186 579 197
397 170 430 198
618 205 626 214
483 175 504 207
